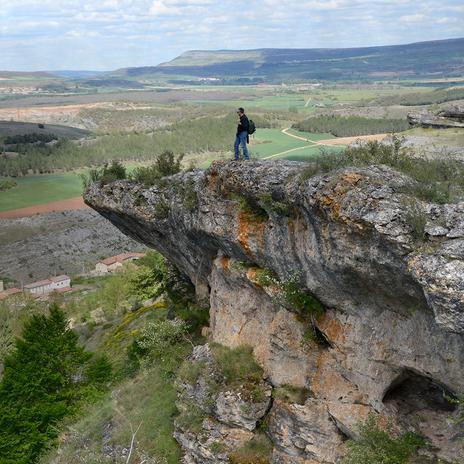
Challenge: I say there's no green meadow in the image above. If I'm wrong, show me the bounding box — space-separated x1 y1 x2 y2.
250 128 341 160
0 173 82 212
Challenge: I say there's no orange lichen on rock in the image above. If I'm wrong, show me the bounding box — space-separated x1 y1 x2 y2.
318 314 347 345
315 172 364 227
246 267 259 284
237 210 266 257
220 256 231 271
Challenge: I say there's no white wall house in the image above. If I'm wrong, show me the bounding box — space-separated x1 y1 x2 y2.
95 253 145 274
24 275 71 296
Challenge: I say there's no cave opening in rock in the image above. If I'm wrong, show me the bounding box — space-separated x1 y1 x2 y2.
382 369 456 415
312 325 332 349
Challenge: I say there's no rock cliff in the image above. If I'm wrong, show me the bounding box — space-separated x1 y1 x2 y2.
85 160 464 463
408 103 464 129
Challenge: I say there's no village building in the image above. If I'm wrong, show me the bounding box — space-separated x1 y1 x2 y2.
24 275 71 296
95 252 145 274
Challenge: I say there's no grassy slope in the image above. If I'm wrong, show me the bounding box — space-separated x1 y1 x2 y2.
0 173 82 212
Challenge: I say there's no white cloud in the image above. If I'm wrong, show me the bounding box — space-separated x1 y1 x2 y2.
435 16 457 24
149 0 176 15
0 0 462 70
399 13 425 23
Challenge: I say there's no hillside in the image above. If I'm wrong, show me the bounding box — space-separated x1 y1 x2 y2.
116 37 464 82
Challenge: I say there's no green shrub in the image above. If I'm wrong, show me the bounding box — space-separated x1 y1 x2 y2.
129 264 165 301
131 150 184 186
176 401 206 434
135 319 189 358
170 303 210 334
183 178 198 211
177 360 207 384
211 344 263 387
404 199 427 243
273 384 311 404
80 160 127 187
154 199 171 219
342 414 425 464
229 433 272 464
259 193 292 216
0 177 17 191
85 355 113 387
154 150 184 177
228 192 268 222
280 273 325 317
300 137 464 204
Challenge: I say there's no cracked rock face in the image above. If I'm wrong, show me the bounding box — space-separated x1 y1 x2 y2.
85 160 464 462
174 344 271 464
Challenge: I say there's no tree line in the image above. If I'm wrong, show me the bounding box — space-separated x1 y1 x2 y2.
292 115 409 137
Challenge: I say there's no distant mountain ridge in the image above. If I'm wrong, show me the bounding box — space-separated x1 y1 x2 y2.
115 37 464 82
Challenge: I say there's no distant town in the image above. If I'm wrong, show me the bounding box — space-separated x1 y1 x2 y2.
0 251 145 300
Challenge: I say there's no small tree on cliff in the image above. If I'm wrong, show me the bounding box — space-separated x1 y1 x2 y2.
0 305 108 463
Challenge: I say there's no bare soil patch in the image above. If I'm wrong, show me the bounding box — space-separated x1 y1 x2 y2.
0 197 88 219
317 133 388 145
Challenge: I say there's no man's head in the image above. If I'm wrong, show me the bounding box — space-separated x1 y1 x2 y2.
237 107 245 115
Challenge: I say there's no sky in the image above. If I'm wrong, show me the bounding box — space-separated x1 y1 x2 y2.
1 0 463 71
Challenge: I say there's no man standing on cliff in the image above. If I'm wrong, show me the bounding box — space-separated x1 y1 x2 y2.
234 107 250 161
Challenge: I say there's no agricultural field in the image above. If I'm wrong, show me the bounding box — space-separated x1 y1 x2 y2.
193 85 436 114
250 128 339 160
1 79 463 213
0 173 82 212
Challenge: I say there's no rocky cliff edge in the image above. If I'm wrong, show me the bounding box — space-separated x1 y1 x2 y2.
85 160 464 462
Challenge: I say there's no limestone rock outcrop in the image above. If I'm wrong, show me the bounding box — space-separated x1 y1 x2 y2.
85 160 464 462
408 103 464 129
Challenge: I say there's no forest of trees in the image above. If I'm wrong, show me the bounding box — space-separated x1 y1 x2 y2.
0 115 236 177
292 115 409 137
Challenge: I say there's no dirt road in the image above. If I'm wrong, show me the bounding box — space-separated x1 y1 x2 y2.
281 128 388 145
0 197 88 219
263 129 388 160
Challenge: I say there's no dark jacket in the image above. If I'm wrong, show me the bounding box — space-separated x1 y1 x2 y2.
237 114 249 136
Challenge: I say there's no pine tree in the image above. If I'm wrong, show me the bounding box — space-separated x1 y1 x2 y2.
0 305 91 464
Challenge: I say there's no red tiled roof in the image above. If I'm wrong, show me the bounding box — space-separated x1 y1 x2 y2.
99 252 145 266
24 279 52 289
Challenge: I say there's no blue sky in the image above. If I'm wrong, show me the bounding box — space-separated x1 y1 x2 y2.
1 0 463 71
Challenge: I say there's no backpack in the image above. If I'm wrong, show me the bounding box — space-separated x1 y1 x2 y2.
248 119 256 135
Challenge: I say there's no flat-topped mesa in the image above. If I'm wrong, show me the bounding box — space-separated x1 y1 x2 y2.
84 160 464 333
85 160 464 463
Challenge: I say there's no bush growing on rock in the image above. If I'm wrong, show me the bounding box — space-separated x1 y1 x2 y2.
131 150 184 186
80 160 127 187
300 137 464 204
229 433 273 464
342 414 425 464
211 344 263 388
